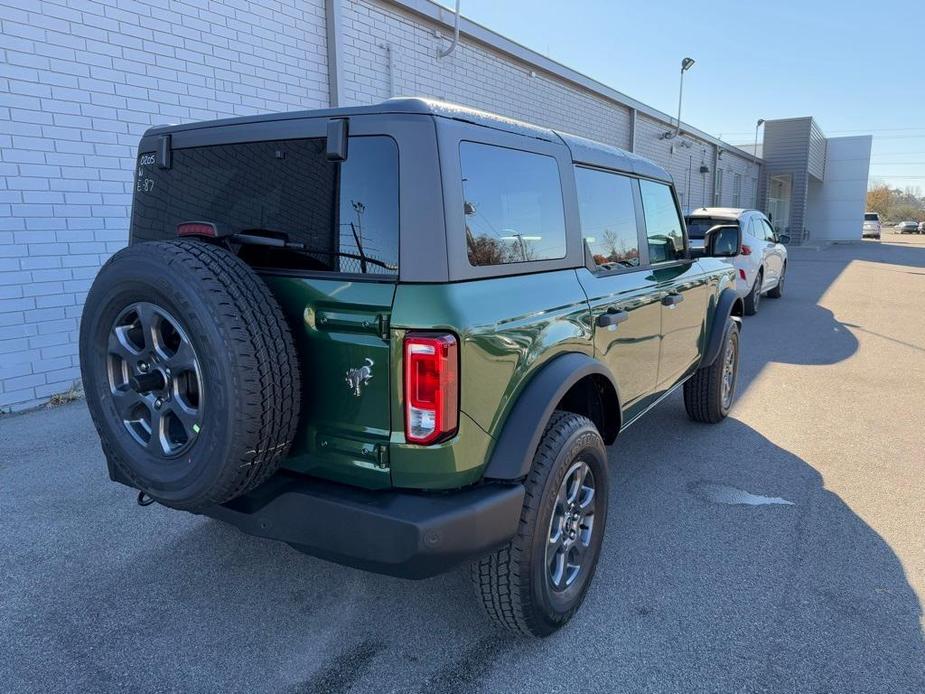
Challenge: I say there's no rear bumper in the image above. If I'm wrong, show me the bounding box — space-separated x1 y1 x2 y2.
198 472 525 579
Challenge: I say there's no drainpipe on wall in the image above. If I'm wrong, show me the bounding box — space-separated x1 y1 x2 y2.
437 0 462 58
379 42 395 97
325 0 345 107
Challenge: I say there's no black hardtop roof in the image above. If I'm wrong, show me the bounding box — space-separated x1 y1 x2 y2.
144 97 671 183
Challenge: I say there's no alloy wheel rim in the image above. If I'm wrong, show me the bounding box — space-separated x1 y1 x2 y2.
546 460 596 592
721 331 738 409
754 276 761 310
106 302 203 458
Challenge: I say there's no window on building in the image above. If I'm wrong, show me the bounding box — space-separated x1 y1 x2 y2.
639 179 685 264
733 173 742 207
131 136 400 275
460 142 567 266
574 166 640 270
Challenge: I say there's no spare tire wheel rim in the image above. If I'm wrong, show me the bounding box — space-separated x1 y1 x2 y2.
106 301 203 458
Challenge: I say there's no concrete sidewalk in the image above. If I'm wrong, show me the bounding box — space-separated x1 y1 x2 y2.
1 237 924 693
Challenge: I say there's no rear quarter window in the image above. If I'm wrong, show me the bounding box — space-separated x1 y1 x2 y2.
459 142 567 267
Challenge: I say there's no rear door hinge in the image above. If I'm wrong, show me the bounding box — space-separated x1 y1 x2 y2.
376 443 390 469
377 313 390 341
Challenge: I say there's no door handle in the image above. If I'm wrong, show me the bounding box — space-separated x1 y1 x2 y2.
596 308 629 328
662 293 685 307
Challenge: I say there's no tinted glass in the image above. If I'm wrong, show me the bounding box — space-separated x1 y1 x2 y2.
131 136 399 276
460 142 566 266
685 217 738 240
864 213 879 221
574 167 639 269
761 219 776 241
639 180 685 263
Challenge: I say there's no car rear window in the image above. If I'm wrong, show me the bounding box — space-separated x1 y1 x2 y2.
864 213 879 222
460 141 567 267
131 136 399 276
685 217 738 240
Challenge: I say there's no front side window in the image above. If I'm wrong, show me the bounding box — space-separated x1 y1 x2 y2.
460 142 567 267
639 179 685 264
574 166 640 270
131 136 399 276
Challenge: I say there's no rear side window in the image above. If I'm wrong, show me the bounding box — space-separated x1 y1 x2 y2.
639 180 685 263
131 136 399 276
685 217 738 240
574 166 640 270
460 142 566 267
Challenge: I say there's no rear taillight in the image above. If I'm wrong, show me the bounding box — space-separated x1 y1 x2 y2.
177 221 218 237
740 244 752 256
404 333 458 445
739 269 747 281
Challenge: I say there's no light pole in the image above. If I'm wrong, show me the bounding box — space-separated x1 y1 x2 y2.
665 57 695 140
753 118 765 162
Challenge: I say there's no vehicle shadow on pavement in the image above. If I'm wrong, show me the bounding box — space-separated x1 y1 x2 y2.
3 403 922 694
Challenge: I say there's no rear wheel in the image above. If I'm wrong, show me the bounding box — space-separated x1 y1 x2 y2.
743 270 762 315
768 264 785 298
473 411 608 637
684 318 740 423
79 240 301 511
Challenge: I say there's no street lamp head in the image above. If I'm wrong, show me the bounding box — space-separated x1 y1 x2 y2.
681 57 695 72
757 118 765 126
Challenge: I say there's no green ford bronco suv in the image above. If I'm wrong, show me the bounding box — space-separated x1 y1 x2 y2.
80 99 744 637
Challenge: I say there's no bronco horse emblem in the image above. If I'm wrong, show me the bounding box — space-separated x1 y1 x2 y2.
345 358 374 397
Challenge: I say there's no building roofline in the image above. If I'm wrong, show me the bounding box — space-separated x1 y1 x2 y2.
386 0 758 160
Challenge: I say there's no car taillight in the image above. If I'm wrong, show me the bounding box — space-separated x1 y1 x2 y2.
740 244 752 255
404 333 458 445
177 221 218 237
739 269 747 281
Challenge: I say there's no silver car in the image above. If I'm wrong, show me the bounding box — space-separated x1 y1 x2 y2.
862 212 881 239
897 221 919 234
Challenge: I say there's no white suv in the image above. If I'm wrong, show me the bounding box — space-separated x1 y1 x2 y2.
686 208 789 315
863 212 881 239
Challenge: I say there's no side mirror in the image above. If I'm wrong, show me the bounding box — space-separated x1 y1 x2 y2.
704 224 741 258
778 233 791 244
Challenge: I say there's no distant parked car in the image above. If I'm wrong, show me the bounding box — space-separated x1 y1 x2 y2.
897 221 919 234
862 212 881 239
686 208 788 315
919 221 925 234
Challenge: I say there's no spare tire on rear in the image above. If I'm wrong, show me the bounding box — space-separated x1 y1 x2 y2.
79 240 301 511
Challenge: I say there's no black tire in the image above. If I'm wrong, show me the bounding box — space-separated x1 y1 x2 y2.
79 240 301 511
473 411 609 637
684 319 740 424
743 269 762 315
768 263 785 298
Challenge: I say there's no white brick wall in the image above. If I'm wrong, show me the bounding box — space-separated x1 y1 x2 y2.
0 0 328 410
0 0 762 411
341 0 633 149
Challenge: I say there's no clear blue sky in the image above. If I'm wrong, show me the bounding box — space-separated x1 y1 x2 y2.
436 0 925 193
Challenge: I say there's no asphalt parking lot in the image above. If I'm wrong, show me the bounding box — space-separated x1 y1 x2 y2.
2 236 924 693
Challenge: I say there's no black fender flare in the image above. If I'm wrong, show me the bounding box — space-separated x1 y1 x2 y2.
482 352 619 481
700 287 743 368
